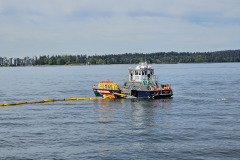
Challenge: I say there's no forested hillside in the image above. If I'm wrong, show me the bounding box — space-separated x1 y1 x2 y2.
32 50 240 65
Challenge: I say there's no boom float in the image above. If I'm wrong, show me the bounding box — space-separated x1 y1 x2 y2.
0 93 125 107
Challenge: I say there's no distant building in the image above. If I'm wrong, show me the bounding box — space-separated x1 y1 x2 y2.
12 58 20 66
33 56 37 61
19 58 23 65
0 56 35 66
23 56 32 65
17 58 20 65
9 57 13 65
12 58 16 65
3 57 8 65
0 57 3 65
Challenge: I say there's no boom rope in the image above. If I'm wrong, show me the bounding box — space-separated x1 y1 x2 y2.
0 93 127 107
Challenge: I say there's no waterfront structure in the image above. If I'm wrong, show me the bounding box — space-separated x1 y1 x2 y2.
0 56 35 66
3 57 8 65
9 57 13 65
24 56 32 65
0 57 3 65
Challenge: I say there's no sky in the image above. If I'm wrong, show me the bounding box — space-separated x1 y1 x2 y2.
0 0 240 58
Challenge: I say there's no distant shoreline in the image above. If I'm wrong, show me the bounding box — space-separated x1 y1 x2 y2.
1 62 240 68
31 50 240 66
1 49 240 66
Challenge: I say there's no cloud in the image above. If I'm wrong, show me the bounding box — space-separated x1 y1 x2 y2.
0 0 240 57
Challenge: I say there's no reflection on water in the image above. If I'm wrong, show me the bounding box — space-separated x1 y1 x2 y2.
92 98 173 156
94 98 172 123
130 98 172 109
129 98 172 130
94 98 172 131
94 99 123 124
152 98 172 109
93 98 173 156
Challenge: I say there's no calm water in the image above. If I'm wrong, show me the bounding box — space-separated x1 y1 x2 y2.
0 63 239 160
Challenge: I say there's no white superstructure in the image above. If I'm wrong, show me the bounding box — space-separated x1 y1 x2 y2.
128 62 158 87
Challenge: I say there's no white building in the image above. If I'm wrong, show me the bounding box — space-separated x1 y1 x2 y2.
12 58 16 65
3 57 8 65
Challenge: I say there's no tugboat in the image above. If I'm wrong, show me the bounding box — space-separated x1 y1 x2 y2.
93 62 173 99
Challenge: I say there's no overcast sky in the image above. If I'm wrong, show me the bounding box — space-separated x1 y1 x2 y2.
0 0 240 58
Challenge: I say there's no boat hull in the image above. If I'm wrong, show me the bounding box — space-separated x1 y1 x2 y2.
130 90 173 99
93 89 120 98
93 88 173 99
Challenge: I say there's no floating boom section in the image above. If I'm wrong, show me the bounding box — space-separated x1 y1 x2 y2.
0 93 127 107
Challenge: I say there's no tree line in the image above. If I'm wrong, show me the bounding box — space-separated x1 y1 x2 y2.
32 50 240 65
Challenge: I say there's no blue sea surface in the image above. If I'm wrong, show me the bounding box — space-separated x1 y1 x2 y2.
0 63 240 159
